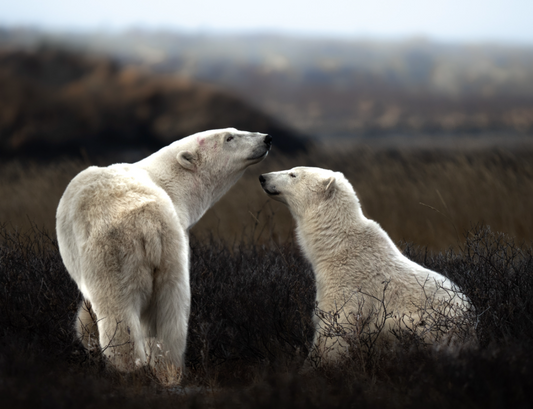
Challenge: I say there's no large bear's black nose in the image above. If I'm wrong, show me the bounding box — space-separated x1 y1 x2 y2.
259 174 266 185
264 134 272 148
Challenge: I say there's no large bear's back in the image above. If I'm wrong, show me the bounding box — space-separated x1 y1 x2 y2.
56 164 174 281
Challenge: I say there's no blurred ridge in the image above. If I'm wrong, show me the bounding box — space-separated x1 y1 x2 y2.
0 47 308 162
4 30 533 140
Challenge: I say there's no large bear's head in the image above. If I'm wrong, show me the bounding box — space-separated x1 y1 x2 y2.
176 128 271 176
259 167 360 218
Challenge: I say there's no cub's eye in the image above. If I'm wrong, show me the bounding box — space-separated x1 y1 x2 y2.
289 173 297 178
226 136 234 142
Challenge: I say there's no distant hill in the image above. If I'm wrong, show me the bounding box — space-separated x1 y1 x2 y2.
0 47 307 161
2 29 533 139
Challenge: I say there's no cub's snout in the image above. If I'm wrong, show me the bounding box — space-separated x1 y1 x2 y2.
259 173 280 196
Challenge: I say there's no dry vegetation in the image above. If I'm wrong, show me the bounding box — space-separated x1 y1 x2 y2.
1 221 533 408
3 141 533 251
197 141 533 251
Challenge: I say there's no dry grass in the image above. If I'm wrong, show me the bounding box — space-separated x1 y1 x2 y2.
187 141 533 250
2 141 533 251
0 159 88 233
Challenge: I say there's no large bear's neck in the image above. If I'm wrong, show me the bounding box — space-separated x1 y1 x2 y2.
137 146 239 229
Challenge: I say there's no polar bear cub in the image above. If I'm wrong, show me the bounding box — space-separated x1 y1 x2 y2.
260 167 470 363
57 128 271 372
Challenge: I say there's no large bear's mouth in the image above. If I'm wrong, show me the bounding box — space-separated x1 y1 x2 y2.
247 135 272 161
247 149 269 161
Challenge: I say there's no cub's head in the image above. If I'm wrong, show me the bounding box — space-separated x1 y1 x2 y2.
259 167 353 216
176 128 271 175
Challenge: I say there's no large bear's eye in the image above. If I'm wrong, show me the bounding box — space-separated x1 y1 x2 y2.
226 136 234 142
289 173 297 178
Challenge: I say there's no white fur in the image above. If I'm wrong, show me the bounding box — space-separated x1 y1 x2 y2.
57 128 270 371
260 167 470 363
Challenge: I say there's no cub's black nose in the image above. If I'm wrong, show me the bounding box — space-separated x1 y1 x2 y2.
264 134 272 148
259 174 266 185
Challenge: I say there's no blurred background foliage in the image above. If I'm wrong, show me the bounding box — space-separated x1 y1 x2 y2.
1 28 533 250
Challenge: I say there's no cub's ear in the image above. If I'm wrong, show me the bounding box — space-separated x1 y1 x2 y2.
177 151 197 170
323 176 336 198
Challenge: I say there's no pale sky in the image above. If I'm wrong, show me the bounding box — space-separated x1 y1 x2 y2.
1 0 533 44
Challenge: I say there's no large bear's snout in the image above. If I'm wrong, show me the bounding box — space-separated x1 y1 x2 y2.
259 174 267 185
247 134 272 161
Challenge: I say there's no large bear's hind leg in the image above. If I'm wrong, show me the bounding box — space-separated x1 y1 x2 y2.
152 273 189 373
75 299 100 350
146 228 189 376
93 300 147 371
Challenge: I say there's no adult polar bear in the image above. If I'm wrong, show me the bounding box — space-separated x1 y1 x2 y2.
57 128 272 372
259 167 470 364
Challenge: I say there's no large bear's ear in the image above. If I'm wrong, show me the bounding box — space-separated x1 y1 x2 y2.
323 176 336 198
177 151 197 171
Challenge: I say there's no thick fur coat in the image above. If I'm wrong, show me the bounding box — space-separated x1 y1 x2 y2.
57 128 271 371
260 167 469 363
